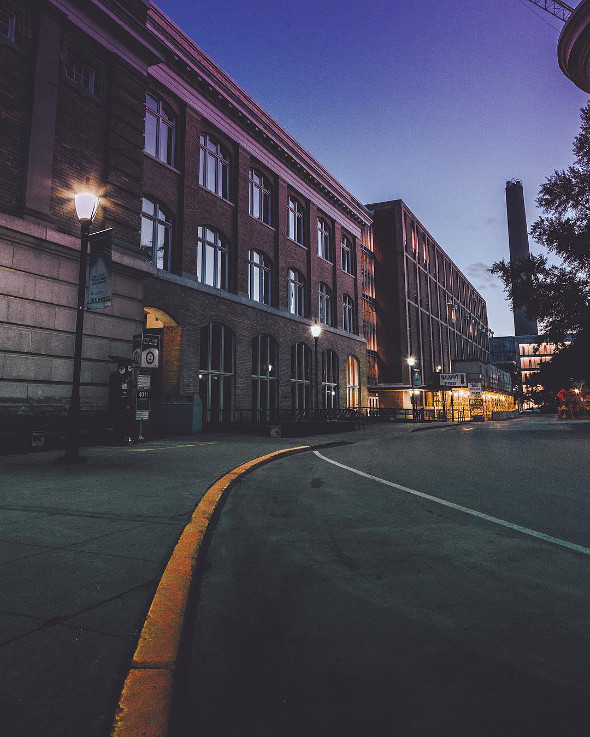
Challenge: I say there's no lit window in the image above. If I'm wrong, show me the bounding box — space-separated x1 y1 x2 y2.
197 226 228 290
288 268 305 316
0 8 15 41
140 198 173 271
291 343 311 411
252 334 278 421
199 134 230 200
144 94 175 166
288 197 304 245
248 250 272 305
65 60 95 93
342 295 355 333
346 355 360 409
317 218 332 261
318 283 333 327
249 169 271 225
322 349 339 409
341 234 354 275
199 323 234 424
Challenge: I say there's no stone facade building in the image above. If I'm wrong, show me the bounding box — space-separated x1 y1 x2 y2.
0 0 370 432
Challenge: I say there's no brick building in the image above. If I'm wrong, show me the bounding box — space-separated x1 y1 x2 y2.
0 0 370 431
365 200 490 409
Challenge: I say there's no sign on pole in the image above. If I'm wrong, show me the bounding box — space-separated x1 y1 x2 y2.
439 373 467 387
135 371 151 420
468 382 483 396
133 333 160 369
412 369 422 387
87 229 113 310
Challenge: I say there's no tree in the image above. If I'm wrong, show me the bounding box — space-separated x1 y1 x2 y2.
491 101 590 383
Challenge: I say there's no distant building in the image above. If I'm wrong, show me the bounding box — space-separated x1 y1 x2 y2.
491 335 572 406
365 199 490 410
517 335 572 402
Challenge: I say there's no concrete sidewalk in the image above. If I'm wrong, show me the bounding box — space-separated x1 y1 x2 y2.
0 422 424 737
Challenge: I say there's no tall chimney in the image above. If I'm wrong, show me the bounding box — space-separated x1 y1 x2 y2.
505 179 538 336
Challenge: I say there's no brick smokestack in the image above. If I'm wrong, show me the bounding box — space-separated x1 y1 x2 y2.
505 179 538 336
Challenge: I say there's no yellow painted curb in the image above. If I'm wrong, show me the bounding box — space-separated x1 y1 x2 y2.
110 445 309 737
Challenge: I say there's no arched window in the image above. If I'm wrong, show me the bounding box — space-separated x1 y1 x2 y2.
197 226 228 290
199 134 230 199
0 8 16 42
342 295 355 333
341 234 354 275
140 197 173 271
252 334 278 421
322 349 339 409
291 343 311 411
288 196 304 245
248 250 272 305
346 355 360 409
199 323 234 424
144 94 175 166
318 282 333 327
249 168 272 225
288 269 305 316
317 218 332 261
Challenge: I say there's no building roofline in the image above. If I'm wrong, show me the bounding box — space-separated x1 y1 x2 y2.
146 3 372 227
366 198 488 308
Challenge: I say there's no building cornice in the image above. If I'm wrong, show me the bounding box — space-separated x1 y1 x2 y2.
146 4 372 229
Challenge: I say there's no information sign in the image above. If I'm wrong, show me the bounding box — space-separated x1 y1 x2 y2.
439 373 467 387
133 333 160 369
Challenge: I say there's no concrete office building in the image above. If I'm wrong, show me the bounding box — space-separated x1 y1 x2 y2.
0 0 371 435
365 199 490 410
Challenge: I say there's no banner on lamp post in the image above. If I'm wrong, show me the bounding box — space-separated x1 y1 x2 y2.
87 228 113 310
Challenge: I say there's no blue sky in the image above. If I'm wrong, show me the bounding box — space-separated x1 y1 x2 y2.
157 0 587 335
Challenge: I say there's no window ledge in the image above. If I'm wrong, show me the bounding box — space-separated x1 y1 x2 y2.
287 237 307 249
198 184 234 206
143 151 182 175
248 214 275 231
317 255 334 265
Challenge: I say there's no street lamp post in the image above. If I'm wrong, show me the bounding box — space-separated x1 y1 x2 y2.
310 322 322 415
407 356 416 419
60 193 99 464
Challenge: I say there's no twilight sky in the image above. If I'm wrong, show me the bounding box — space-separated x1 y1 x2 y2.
157 0 587 336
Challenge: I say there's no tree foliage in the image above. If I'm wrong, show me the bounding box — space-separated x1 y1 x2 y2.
491 102 590 379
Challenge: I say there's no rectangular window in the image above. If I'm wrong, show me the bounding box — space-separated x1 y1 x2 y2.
66 60 95 93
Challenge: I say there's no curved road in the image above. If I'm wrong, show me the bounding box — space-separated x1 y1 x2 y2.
182 417 590 736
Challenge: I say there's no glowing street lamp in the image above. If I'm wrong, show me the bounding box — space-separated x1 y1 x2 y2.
310 321 322 412
60 192 100 463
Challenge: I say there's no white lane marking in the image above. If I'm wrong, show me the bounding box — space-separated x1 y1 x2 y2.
313 451 590 557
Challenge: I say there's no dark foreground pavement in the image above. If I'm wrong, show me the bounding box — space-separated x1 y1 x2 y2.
182 416 590 737
0 421 423 737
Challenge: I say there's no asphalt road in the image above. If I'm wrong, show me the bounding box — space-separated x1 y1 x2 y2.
182 417 590 737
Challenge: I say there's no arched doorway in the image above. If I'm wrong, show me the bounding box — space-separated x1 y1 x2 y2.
143 307 181 396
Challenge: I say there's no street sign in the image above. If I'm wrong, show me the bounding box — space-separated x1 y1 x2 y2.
440 373 467 387
133 333 160 369
468 382 482 396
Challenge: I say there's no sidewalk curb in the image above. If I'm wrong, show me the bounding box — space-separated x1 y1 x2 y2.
110 445 310 737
